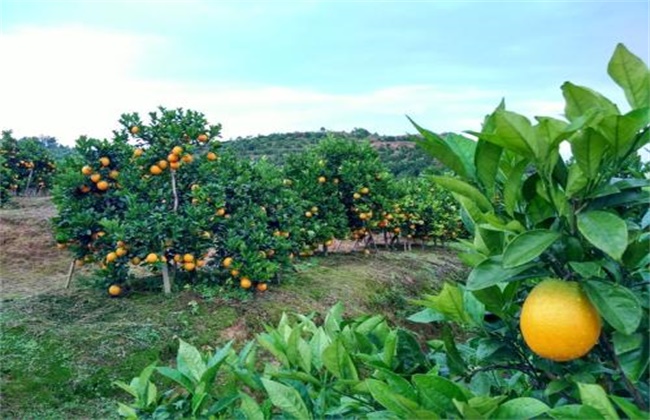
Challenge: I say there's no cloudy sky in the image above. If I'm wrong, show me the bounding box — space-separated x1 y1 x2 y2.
0 0 648 146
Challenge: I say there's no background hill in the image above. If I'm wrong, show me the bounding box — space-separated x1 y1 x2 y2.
221 128 442 177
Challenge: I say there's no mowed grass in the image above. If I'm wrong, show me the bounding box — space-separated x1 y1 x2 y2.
0 197 465 418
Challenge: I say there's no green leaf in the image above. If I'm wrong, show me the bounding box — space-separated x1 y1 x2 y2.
562 82 620 122
485 111 536 157
612 332 649 382
324 302 344 337
261 378 312 420
503 230 561 268
610 395 650 420
310 327 330 370
412 374 468 415
442 324 466 375
493 397 550 419
431 175 493 213
577 382 620 420
503 159 529 217
577 211 628 261
548 404 604 419
117 402 138 419
566 164 589 198
584 280 641 335
322 338 359 380
608 43 650 109
382 329 398 368
177 339 206 384
475 139 502 194
410 117 476 180
407 308 445 324
156 367 195 392
467 257 539 290
571 128 609 179
239 392 265 420
597 109 650 158
365 379 420 418
412 283 471 325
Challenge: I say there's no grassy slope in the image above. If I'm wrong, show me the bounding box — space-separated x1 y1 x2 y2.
0 197 465 418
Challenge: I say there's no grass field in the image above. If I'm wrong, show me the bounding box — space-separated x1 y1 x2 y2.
0 197 465 418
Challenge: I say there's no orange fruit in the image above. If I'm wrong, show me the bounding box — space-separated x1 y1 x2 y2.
99 157 110 167
520 279 601 362
230 269 240 277
116 247 127 257
158 160 169 170
311 206 318 213
197 134 209 142
184 262 196 271
305 211 313 218
109 170 119 180
196 259 206 268
222 257 233 268
256 283 268 292
170 161 180 170
131 257 141 265
181 154 193 164
150 165 162 175
318 176 326 184
167 153 179 163
171 146 183 155
360 187 370 195
106 252 118 263
145 253 159 264
130 126 140 135
183 253 195 263
207 152 217 161
216 208 226 217
90 173 101 183
96 180 109 191
133 148 143 158
81 165 93 175
353 193 361 200
240 277 252 289
80 185 91 193
108 285 122 296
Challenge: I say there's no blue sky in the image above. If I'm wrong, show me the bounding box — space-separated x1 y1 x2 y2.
0 0 648 145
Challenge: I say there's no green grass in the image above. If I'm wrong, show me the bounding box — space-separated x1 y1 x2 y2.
1 197 466 418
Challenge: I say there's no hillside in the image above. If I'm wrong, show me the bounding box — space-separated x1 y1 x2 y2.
220 129 442 177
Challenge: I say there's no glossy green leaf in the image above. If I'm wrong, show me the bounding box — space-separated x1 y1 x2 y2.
442 325 466 375
548 404 604 419
412 283 471 325
577 211 628 261
365 379 420 418
467 257 539 290
493 397 550 419
577 382 620 420
431 175 493 213
412 374 468 415
503 230 561 268
486 110 537 157
566 164 589 198
475 139 502 193
610 395 650 420
239 393 265 420
261 378 312 420
612 332 649 383
322 338 358 380
410 117 476 180
562 82 620 122
503 159 529 216
584 280 641 335
608 43 650 109
571 128 608 179
177 339 206 384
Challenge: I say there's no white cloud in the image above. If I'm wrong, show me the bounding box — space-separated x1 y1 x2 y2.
0 25 596 149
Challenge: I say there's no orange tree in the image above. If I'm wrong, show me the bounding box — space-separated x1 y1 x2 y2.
0 130 57 200
52 135 133 278
406 43 649 414
283 137 396 249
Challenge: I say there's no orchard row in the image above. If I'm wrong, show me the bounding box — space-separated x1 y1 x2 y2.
52 107 465 293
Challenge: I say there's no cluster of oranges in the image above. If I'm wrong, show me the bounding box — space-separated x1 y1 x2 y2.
220 256 268 292
80 156 118 192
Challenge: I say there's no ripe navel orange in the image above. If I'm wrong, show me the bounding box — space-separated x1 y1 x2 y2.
520 279 601 362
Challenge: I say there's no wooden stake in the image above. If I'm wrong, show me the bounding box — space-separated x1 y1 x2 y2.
161 263 172 294
65 259 76 288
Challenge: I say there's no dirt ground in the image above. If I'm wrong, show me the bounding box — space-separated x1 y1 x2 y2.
0 197 84 298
